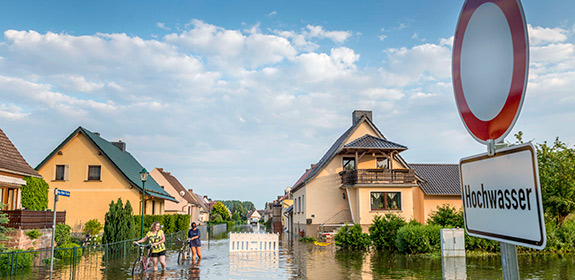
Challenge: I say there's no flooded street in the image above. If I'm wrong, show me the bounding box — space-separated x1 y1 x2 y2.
4 225 575 279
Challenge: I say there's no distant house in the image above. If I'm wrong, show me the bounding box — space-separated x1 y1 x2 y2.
0 128 42 210
150 168 209 224
290 111 462 237
36 127 177 231
246 209 261 223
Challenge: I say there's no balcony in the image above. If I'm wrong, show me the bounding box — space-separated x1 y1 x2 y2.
340 169 415 185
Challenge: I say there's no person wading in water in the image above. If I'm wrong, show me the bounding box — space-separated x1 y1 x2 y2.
134 222 166 272
188 222 202 260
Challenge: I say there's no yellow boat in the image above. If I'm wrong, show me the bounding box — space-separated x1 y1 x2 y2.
314 241 331 246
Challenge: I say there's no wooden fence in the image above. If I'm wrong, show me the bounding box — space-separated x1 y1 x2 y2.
3 210 66 229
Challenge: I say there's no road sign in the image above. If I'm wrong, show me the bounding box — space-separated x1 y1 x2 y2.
56 189 70 197
452 0 529 144
459 143 546 249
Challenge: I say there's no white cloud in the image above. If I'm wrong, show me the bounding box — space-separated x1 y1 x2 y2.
157 22 170 31
267 11 277 17
305 25 352 43
528 24 569 46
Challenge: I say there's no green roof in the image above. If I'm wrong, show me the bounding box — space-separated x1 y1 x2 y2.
37 126 177 202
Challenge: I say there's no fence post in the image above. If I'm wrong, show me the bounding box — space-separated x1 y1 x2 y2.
12 251 18 276
72 247 77 267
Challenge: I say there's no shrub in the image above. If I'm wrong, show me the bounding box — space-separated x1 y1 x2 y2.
21 177 49 211
427 204 464 228
83 219 103 236
55 243 83 264
299 237 315 243
396 224 442 254
55 224 71 246
369 214 407 251
334 224 371 250
0 250 33 271
25 229 42 240
543 216 575 252
132 214 191 236
465 233 500 252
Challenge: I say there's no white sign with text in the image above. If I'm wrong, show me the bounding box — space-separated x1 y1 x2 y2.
459 143 546 249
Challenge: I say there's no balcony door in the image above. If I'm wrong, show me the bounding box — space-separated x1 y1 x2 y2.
342 157 356 171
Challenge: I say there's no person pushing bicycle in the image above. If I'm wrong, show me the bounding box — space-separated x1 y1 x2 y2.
134 222 166 272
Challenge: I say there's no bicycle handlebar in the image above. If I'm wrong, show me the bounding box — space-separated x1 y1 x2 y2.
133 242 152 248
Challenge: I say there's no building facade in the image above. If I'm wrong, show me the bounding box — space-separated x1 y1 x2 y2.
36 127 177 231
290 111 462 237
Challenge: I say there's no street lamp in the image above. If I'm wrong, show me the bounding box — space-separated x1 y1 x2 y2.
139 168 148 238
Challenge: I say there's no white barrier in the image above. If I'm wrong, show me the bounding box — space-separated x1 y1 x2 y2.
229 232 279 252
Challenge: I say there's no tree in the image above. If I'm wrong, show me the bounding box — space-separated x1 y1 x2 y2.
21 177 49 210
537 138 575 226
211 201 230 221
103 198 136 244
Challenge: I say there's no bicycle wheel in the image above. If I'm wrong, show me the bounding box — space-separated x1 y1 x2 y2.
131 256 144 275
177 248 185 264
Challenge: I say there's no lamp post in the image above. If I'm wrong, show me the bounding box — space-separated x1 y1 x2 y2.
140 168 148 238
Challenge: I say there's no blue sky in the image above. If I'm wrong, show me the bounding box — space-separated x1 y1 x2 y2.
0 1 574 208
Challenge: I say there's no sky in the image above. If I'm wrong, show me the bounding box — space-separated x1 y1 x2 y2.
0 1 573 208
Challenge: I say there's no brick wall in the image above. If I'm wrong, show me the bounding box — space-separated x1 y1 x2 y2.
1 228 53 250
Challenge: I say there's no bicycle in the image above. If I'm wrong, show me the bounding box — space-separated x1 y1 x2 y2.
177 237 190 264
132 243 152 275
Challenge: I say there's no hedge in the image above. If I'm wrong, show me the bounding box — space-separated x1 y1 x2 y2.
132 214 190 237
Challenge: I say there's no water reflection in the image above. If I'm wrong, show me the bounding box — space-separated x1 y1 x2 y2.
8 225 575 279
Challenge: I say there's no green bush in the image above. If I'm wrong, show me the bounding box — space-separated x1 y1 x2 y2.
55 243 83 264
396 224 442 254
25 229 42 240
465 233 500 252
427 204 464 228
21 177 49 211
543 217 575 252
0 250 33 271
299 237 315 243
369 214 406 251
83 219 103 236
334 224 371 250
55 224 71 246
132 214 191 236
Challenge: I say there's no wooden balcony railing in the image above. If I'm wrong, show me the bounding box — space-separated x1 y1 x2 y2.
340 169 415 185
3 210 66 229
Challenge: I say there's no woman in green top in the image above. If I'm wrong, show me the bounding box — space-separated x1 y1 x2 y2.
134 222 166 272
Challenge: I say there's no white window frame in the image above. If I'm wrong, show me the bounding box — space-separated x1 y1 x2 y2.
369 191 402 211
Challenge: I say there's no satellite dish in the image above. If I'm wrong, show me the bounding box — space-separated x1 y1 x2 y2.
179 191 185 197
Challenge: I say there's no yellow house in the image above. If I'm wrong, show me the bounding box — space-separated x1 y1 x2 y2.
291 111 462 237
36 127 177 231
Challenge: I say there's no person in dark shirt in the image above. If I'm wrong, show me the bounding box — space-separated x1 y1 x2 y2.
188 222 202 260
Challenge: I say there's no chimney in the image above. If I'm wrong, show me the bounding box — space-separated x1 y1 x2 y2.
111 140 126 152
352 110 372 125
188 189 194 194
94 132 101 136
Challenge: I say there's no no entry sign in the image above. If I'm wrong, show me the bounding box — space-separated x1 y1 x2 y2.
452 0 529 144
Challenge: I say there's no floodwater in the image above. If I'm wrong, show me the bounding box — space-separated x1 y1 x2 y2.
5 225 575 279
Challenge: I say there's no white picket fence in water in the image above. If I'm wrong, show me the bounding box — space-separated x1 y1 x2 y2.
229 232 279 252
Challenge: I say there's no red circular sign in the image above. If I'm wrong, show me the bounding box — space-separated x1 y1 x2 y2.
452 0 529 144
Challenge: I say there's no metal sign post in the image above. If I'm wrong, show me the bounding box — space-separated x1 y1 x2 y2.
50 188 70 274
452 0 542 279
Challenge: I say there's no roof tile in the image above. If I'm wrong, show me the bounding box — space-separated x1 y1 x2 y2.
0 128 40 178
410 164 461 195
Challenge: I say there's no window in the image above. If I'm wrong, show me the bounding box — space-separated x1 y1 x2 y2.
55 165 68 181
302 195 305 213
370 192 401 210
152 200 156 215
376 157 389 169
88 165 101 181
342 157 356 171
298 197 302 214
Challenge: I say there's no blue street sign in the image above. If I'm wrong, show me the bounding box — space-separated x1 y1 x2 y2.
56 189 70 197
